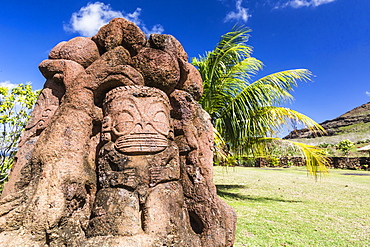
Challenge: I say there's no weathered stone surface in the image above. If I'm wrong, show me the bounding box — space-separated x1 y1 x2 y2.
149 34 194 97
170 90 236 246
1 60 85 199
176 63 204 101
83 46 145 107
92 18 147 55
39 59 85 85
49 37 100 68
0 17 236 246
133 47 180 94
149 34 188 62
48 41 67 58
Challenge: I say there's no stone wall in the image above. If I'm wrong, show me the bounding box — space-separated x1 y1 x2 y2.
329 157 370 170
247 157 370 170
253 157 306 167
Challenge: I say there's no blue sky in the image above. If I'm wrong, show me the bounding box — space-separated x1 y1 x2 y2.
1 0 369 124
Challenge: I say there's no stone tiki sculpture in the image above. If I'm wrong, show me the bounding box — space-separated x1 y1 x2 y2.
0 18 236 246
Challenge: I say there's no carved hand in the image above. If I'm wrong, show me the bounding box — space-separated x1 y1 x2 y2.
123 168 138 189
149 166 165 187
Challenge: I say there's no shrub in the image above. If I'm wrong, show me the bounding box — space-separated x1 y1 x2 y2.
270 157 280 167
335 139 354 156
238 157 256 167
317 143 330 148
286 161 294 167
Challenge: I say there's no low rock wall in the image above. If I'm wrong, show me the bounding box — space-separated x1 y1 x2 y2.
245 157 370 170
329 157 370 170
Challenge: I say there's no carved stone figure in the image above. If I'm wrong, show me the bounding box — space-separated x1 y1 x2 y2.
0 17 236 247
85 86 201 246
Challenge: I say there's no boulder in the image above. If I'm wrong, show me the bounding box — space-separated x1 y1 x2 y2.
49 37 100 68
133 47 180 94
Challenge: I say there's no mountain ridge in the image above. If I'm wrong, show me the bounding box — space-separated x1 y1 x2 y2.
284 102 370 143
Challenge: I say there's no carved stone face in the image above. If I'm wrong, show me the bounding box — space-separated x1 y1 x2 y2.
25 88 60 133
102 86 171 154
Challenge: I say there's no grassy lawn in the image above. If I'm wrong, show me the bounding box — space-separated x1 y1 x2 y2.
214 166 370 247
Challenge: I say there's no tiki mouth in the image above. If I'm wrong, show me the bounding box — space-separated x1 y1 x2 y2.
115 134 168 153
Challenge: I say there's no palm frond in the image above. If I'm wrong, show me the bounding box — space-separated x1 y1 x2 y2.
250 69 313 104
248 106 326 138
192 27 261 116
216 105 324 154
238 137 329 177
291 141 330 177
192 26 328 177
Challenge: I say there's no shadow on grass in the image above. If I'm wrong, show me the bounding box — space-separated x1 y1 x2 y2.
216 184 247 190
341 173 370 176
216 184 302 203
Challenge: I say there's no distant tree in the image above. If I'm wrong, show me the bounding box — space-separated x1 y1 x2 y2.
192 27 329 175
335 139 354 157
0 84 39 183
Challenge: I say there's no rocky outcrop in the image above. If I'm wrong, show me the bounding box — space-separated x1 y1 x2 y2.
284 102 370 139
0 18 236 246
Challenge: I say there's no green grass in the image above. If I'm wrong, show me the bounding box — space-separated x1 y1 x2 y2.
289 121 370 147
321 142 370 157
214 166 370 246
338 122 370 135
348 110 370 117
291 133 370 147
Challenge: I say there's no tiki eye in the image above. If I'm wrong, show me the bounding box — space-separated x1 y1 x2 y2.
152 111 170 135
114 112 134 134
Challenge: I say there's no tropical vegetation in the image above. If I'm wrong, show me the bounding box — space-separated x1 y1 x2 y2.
192 27 329 175
335 139 354 157
0 84 39 184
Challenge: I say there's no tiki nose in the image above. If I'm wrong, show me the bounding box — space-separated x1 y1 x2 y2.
132 123 156 134
132 123 143 133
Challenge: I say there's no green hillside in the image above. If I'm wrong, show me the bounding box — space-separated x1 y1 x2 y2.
285 102 370 156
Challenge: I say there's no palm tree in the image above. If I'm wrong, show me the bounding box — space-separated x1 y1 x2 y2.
192 27 329 175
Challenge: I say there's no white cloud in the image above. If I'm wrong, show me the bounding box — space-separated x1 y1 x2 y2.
64 2 123 36
142 24 165 36
224 0 251 23
0 81 18 90
279 0 336 8
366 91 370 96
124 7 142 25
123 8 165 35
64 2 164 37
